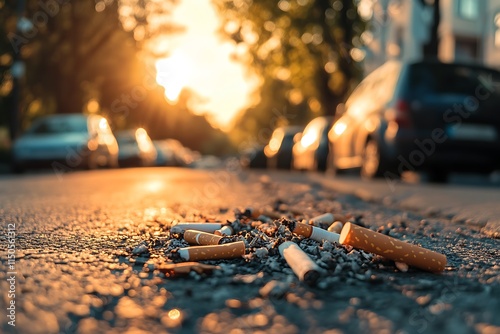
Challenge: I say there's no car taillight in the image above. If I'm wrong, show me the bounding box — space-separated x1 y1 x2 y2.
394 99 412 128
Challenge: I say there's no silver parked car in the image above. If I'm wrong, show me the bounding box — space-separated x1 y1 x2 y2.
328 60 500 182
293 116 333 172
12 114 119 172
116 128 157 167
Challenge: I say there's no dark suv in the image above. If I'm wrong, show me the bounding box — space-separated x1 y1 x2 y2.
328 60 500 182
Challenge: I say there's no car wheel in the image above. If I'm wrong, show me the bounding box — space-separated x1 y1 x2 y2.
11 163 25 174
315 152 327 172
107 156 119 169
86 152 99 170
361 139 384 179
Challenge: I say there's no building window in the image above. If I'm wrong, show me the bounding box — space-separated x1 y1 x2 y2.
496 13 500 48
458 0 479 20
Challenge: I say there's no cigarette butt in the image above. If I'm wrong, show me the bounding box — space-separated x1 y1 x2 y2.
309 213 334 226
328 221 343 234
246 208 282 220
279 241 320 286
292 222 313 237
157 262 220 277
178 241 246 261
183 230 222 245
339 222 446 272
262 211 283 220
292 222 340 244
214 225 234 236
171 222 222 234
309 213 348 226
333 213 351 223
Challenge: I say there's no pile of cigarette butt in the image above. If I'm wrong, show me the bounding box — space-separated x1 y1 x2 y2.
143 207 447 288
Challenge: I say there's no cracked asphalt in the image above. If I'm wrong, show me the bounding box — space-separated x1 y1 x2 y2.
0 166 499 334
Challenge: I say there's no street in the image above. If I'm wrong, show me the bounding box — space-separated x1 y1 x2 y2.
1 166 499 334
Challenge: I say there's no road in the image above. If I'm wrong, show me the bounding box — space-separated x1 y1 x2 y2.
0 166 499 333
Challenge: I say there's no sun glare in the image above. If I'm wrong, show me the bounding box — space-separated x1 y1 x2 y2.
156 53 191 103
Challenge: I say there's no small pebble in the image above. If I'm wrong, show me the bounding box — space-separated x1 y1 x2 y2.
132 243 148 255
395 262 409 272
255 247 269 259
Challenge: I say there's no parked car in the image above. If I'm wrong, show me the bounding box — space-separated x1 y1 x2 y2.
293 116 333 171
154 139 180 166
116 128 157 167
264 126 303 169
328 59 500 182
240 145 267 169
12 114 118 172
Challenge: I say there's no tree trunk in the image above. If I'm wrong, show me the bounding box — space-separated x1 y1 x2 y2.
421 0 441 58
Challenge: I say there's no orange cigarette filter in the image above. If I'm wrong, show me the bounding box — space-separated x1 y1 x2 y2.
178 241 246 261
339 222 446 272
293 222 313 237
183 230 222 245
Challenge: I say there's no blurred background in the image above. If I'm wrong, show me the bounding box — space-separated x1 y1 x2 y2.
0 0 498 178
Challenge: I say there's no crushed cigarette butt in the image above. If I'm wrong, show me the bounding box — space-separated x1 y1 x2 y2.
156 262 220 277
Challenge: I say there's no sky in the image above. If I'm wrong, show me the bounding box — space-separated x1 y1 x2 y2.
156 0 259 131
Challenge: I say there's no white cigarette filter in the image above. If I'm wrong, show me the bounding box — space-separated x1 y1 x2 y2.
214 225 234 236
309 213 347 226
339 222 446 273
183 230 222 245
178 241 246 261
279 241 320 285
292 222 340 243
309 213 334 226
170 222 222 234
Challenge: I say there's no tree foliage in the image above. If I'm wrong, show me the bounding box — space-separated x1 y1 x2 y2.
215 0 366 145
0 0 231 154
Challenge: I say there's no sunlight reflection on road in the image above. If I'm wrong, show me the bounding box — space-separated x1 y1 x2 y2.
143 179 165 193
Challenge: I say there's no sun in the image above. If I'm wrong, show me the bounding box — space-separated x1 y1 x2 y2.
156 52 191 103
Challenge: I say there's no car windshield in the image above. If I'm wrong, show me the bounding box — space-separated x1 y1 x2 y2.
408 63 500 95
29 117 88 134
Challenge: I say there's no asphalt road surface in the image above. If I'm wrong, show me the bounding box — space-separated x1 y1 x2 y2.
1 166 499 334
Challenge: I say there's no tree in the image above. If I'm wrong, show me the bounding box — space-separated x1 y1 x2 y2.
214 0 366 145
419 0 440 58
0 0 233 155
0 0 179 133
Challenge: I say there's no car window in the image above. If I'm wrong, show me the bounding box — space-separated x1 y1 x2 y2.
29 117 88 134
408 63 500 96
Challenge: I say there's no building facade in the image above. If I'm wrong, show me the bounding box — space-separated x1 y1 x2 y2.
361 0 500 73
